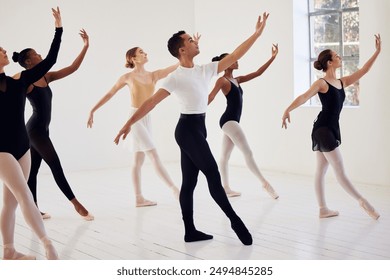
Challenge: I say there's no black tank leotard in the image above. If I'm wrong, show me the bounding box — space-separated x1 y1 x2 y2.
26 78 53 132
0 27 62 160
219 79 243 128
312 78 345 152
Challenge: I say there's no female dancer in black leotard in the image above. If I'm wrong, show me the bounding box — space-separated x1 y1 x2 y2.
208 44 279 198
14 29 93 221
0 7 62 260
282 34 381 220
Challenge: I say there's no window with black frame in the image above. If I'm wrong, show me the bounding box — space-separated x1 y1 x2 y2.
309 0 359 106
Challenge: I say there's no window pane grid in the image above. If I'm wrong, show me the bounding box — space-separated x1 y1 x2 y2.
308 0 359 106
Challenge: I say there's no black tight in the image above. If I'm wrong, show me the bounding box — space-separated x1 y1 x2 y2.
174 114 242 231
27 129 75 203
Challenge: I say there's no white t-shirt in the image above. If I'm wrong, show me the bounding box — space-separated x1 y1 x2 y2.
161 62 218 114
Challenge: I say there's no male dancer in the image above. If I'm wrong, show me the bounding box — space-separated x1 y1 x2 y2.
115 12 269 245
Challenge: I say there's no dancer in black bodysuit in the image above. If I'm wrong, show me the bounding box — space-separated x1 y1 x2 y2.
15 29 93 221
282 34 382 220
208 44 278 198
0 7 62 260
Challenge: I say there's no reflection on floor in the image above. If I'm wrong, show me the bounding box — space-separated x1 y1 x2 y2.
1 163 389 260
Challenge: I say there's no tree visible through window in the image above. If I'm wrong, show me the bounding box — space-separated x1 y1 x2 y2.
309 0 359 106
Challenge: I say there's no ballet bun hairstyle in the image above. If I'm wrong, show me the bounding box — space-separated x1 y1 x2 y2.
12 48 32 68
125 47 139 69
313 49 333 72
211 53 228 62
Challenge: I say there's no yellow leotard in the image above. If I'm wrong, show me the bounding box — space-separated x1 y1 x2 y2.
131 79 155 108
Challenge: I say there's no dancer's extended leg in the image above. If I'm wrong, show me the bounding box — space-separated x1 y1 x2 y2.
175 116 252 245
28 129 93 220
323 148 379 219
219 133 241 197
222 121 278 199
145 149 179 199
0 152 58 259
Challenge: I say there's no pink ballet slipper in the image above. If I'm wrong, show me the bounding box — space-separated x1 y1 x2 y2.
41 237 58 260
81 212 95 221
359 198 380 220
263 182 279 199
319 207 339 218
136 200 157 207
41 212 51 219
225 189 241 197
2 244 36 260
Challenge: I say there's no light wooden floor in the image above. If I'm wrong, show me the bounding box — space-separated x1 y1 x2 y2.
1 163 389 260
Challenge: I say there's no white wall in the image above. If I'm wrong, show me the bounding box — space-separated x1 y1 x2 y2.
1 0 388 187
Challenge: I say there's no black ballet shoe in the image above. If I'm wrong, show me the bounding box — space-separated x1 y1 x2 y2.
231 218 253 245
184 230 213 242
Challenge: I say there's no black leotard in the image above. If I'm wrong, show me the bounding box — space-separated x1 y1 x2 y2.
219 79 243 128
0 27 62 160
26 79 53 132
312 78 345 152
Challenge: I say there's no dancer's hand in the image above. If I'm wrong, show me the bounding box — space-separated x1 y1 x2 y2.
282 111 290 129
79 29 89 48
255 12 269 36
114 125 131 145
374 34 381 53
87 112 94 128
193 32 201 44
52 6 62 28
271 43 278 58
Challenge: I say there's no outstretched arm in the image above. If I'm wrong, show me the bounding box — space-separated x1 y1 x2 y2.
152 62 179 81
237 44 278 84
282 79 326 129
47 29 90 83
208 77 226 105
217 12 269 74
87 76 126 128
114 88 169 144
341 34 381 88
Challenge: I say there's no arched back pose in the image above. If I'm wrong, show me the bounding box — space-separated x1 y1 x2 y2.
208 44 279 198
0 7 62 260
115 12 270 245
282 35 381 220
14 29 93 221
87 47 180 207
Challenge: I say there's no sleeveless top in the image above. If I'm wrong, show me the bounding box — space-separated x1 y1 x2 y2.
131 78 155 108
312 78 346 152
26 77 53 132
219 79 244 128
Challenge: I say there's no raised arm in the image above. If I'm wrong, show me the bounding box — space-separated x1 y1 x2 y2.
114 88 170 144
152 62 179 81
282 79 326 129
208 77 226 105
340 34 381 88
237 44 278 84
87 76 127 128
46 29 89 83
217 12 269 74
21 7 63 85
